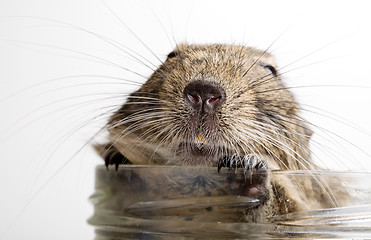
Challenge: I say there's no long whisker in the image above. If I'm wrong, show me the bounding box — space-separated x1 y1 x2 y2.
100 0 169 71
227 112 338 205
0 74 142 103
1 38 148 78
0 93 127 141
242 25 292 78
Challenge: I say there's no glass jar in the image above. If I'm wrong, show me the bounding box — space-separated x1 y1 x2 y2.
88 165 371 239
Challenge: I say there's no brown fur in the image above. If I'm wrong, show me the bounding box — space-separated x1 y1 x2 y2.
96 44 336 220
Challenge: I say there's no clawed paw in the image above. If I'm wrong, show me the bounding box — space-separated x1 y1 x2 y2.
217 154 267 173
217 154 270 205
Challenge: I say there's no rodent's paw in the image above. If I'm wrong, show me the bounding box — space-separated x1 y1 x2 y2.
220 155 270 204
95 143 131 171
217 154 267 174
105 153 129 171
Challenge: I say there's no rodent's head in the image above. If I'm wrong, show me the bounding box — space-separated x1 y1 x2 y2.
109 44 312 169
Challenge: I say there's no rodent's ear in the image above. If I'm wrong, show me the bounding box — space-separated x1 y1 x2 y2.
303 123 313 138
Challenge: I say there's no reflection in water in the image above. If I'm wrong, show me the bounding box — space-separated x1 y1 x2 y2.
89 166 371 239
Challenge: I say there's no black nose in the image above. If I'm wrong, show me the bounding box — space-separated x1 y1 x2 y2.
183 80 225 113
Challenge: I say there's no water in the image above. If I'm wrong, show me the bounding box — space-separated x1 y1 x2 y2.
88 166 371 239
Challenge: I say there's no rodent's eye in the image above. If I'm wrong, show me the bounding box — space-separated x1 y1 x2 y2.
167 50 179 59
263 65 277 77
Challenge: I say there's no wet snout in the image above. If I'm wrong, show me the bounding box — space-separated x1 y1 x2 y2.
183 80 225 113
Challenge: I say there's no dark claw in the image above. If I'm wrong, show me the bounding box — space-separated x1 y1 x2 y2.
255 160 266 170
218 155 239 173
217 154 267 173
217 156 229 173
115 161 119 171
97 143 131 171
104 151 131 171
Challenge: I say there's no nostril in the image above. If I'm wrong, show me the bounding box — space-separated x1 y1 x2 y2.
187 93 201 104
206 96 221 106
183 80 226 112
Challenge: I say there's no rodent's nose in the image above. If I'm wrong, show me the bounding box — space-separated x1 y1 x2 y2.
183 80 225 113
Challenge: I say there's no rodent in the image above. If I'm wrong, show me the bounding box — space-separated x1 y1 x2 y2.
95 43 340 220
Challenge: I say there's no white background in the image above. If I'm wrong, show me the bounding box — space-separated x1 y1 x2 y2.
1 0 371 239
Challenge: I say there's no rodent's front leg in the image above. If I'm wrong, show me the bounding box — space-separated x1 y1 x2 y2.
217 155 271 210
94 143 132 170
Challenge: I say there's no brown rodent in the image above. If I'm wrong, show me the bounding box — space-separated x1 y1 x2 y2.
96 43 338 220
